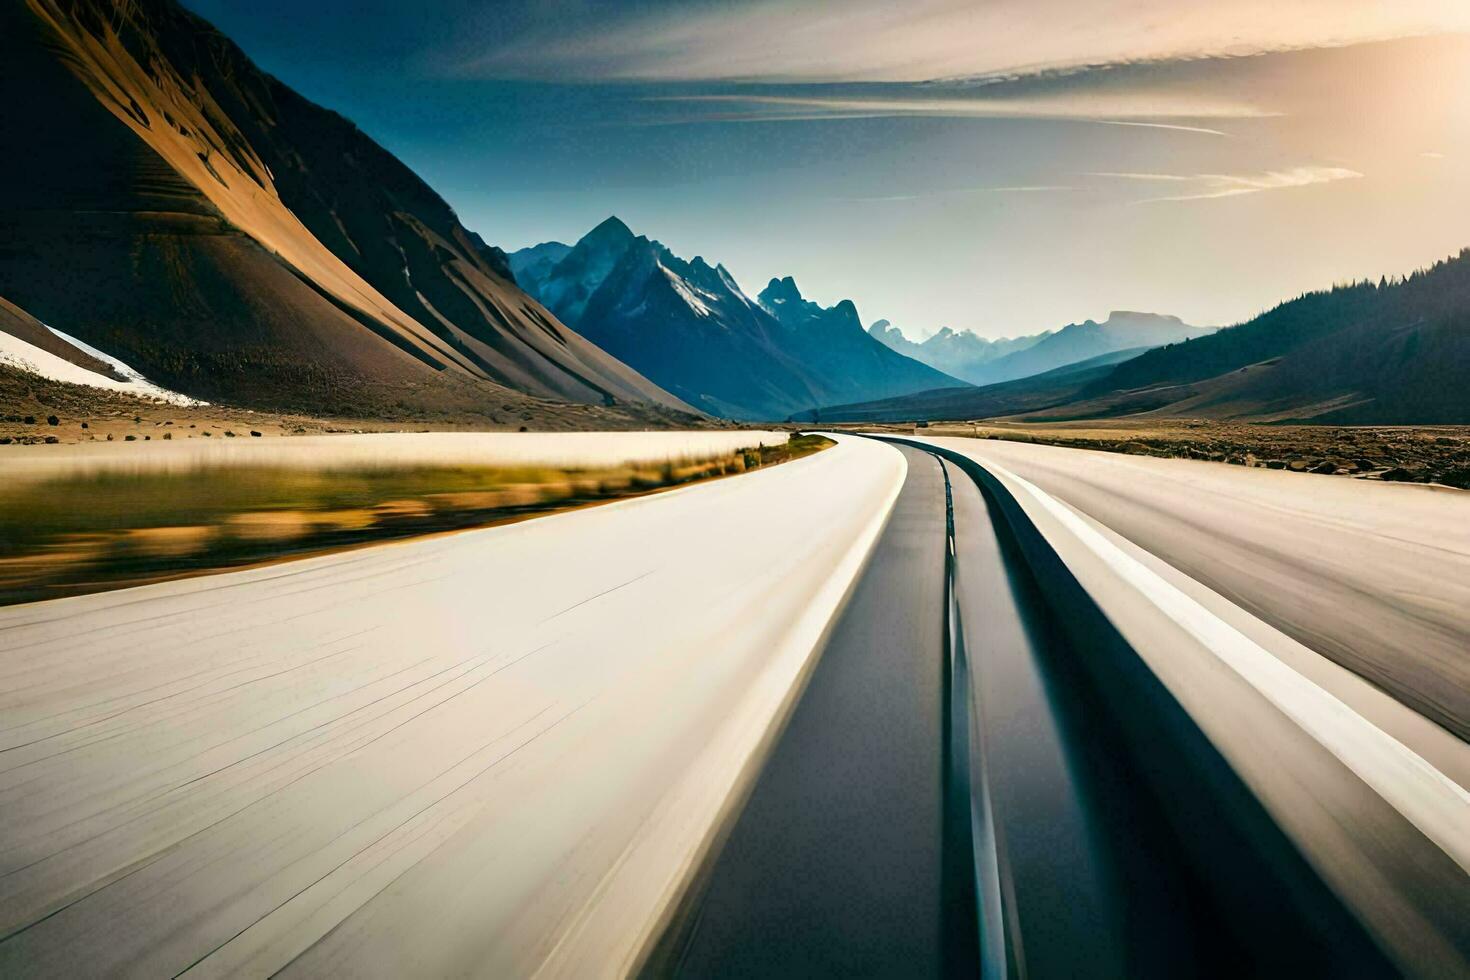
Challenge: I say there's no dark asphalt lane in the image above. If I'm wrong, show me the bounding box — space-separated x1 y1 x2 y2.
925 439 1405 980
659 437 1410 979
667 445 959 978
950 461 1140 979
949 451 1211 979
934 438 1470 747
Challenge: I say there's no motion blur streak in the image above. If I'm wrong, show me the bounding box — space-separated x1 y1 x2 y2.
918 435 1470 975
0 436 902 977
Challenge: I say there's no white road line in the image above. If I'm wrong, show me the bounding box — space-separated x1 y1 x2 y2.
985 458 1470 875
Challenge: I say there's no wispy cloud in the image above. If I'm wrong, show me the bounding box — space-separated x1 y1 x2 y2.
643 91 1272 128
1086 172 1193 181
1092 166 1364 203
1093 120 1231 137
453 0 1470 83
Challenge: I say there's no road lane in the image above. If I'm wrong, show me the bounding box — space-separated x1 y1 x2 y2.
668 445 958 978
913 438 1394 978
0 436 904 978
920 438 1470 977
672 437 1327 979
5 427 1466 977
950 458 1158 979
925 437 1470 742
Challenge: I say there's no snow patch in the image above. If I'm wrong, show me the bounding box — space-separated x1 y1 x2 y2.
0 325 206 406
661 266 712 317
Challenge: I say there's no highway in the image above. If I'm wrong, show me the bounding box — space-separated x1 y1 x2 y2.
910 435 1470 978
662 436 1470 978
665 445 961 977
668 444 1189 978
926 437 1470 745
0 436 903 977
1 433 1467 977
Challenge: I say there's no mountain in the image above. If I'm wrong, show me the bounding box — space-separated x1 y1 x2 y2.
0 0 691 421
965 311 1213 386
0 292 205 405
1037 250 1470 423
820 251 1470 425
866 311 1206 386
794 347 1149 423
527 218 641 329
0 295 121 381
754 277 966 406
868 321 1050 384
506 241 572 294
511 221 965 419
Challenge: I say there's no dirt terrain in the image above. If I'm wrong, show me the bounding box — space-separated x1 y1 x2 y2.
0 365 721 446
827 418 1470 489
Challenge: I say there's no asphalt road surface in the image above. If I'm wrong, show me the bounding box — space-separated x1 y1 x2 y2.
912 435 1470 978
668 445 957 977
0 437 903 977
1 433 1467 978
666 437 1469 978
669 445 1190 979
924 437 1470 743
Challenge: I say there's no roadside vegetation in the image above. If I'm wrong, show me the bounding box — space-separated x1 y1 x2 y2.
0 433 832 605
885 420 1470 488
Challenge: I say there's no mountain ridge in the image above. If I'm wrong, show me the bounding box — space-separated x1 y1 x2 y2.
810 250 1470 425
966 311 1211 385
868 321 1050 383
0 0 692 422
867 310 1209 386
1047 249 1470 423
512 218 967 419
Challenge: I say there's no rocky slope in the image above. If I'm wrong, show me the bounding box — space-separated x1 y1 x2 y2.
0 295 121 381
512 219 964 419
0 0 691 422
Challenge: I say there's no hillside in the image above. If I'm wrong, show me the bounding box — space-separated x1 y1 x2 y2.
512 220 964 419
969 311 1212 385
792 347 1146 423
869 311 1206 386
0 0 690 422
0 295 121 381
1043 250 1470 423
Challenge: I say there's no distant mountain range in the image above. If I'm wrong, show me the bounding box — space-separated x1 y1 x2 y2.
6 0 1465 431
0 0 690 424
867 322 1050 383
510 219 964 419
796 347 1149 424
1048 249 1470 424
870 312 1212 386
809 250 1470 425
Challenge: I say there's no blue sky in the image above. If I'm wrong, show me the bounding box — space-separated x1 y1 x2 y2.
186 0 1470 338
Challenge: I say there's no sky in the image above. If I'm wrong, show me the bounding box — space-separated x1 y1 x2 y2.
184 0 1470 339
